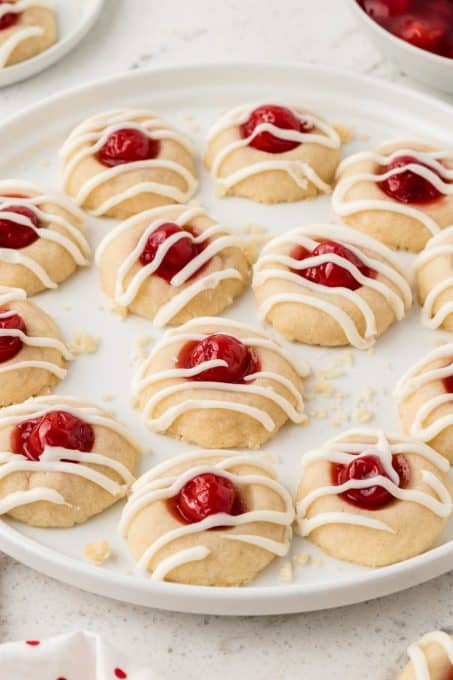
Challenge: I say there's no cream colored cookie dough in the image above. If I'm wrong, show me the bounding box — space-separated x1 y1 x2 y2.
96 203 251 326
0 2 57 68
333 140 453 252
0 396 140 527
60 109 198 219
132 317 309 449
253 224 412 349
0 180 90 296
397 631 453 680
121 450 294 586
204 102 341 204
296 429 452 567
416 227 453 332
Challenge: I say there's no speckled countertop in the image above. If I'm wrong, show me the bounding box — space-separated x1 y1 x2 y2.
1 2 452 679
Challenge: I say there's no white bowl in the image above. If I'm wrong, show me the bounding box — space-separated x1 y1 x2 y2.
347 0 453 95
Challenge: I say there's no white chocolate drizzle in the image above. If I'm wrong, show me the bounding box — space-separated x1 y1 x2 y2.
296 428 451 536
206 101 340 195
60 109 198 215
333 142 453 236
253 224 412 350
95 204 246 327
0 395 139 515
415 226 453 329
132 316 309 434
407 631 453 680
0 1 51 69
120 449 294 581
0 180 89 289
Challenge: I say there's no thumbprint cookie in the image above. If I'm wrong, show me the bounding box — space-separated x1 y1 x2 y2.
0 1 57 69
415 226 453 331
397 631 453 680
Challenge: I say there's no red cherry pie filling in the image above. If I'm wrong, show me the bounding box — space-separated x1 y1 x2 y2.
0 311 26 363
97 128 160 167
290 240 375 290
0 1 20 31
0 205 41 249
11 410 95 462
333 453 411 510
172 472 243 524
443 371 453 393
240 104 314 154
378 155 444 204
139 222 208 284
177 333 260 383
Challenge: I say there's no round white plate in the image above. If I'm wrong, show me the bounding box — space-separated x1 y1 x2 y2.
0 0 105 88
0 63 452 616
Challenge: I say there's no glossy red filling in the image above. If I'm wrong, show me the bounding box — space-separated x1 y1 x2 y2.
240 104 314 154
177 333 259 383
11 410 95 462
333 453 410 510
0 1 20 30
443 371 453 393
378 155 444 204
139 222 208 284
0 310 26 363
358 0 453 59
97 127 160 167
290 239 375 290
0 205 41 249
172 472 243 524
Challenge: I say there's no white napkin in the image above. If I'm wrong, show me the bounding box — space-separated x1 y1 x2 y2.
0 631 159 679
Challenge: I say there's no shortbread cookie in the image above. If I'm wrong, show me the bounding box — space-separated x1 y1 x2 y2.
415 227 453 331
333 140 453 252
0 179 89 295
397 631 453 680
396 343 453 463
253 224 412 349
120 449 294 586
0 286 72 406
204 102 341 203
0 1 57 69
296 429 452 567
132 317 309 449
96 203 251 326
60 109 198 219
0 396 140 527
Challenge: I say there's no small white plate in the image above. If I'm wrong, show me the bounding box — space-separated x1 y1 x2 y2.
0 0 105 88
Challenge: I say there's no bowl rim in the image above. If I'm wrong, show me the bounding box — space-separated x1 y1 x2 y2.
348 0 453 68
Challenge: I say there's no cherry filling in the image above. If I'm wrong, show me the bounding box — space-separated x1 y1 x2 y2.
173 472 242 524
97 127 160 167
378 155 444 204
139 222 208 283
0 1 20 30
11 410 95 462
0 310 26 363
0 205 41 249
290 240 374 290
333 453 410 510
240 104 314 154
177 333 259 383
443 369 453 394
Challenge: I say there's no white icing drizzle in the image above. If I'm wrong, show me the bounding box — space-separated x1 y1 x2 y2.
0 396 139 515
407 631 453 680
206 101 340 195
0 180 89 289
333 142 453 236
120 449 294 581
132 316 309 434
95 204 245 327
415 226 453 329
395 343 453 442
253 224 412 350
296 428 452 536
60 109 198 215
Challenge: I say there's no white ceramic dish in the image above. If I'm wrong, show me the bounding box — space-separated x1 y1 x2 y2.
347 0 453 95
0 62 453 616
0 0 105 88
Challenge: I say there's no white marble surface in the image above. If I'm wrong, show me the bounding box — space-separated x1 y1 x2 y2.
1 1 452 678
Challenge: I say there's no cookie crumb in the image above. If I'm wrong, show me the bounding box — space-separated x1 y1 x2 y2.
279 560 293 583
101 394 114 402
131 334 152 363
313 557 324 568
313 378 335 396
293 552 310 566
84 540 111 565
334 123 353 143
70 330 99 355
358 133 370 141
353 407 374 424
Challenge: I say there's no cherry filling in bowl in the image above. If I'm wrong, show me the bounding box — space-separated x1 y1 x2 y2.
139 221 208 284
333 452 410 510
240 104 314 154
0 205 41 249
378 155 445 204
0 1 20 31
97 128 160 167
0 311 26 363
169 472 244 524
11 410 95 462
358 0 453 59
290 240 375 290
177 333 260 383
